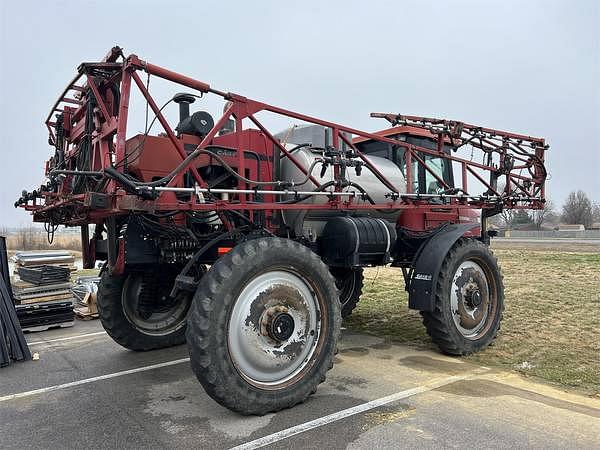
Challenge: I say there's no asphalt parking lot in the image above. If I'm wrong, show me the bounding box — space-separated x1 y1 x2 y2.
1 320 599 450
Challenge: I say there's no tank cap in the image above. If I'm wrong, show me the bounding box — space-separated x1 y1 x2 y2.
173 92 196 104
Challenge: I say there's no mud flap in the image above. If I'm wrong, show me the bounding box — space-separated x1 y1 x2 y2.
408 223 479 311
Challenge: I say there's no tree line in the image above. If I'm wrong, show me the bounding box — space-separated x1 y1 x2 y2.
495 190 600 230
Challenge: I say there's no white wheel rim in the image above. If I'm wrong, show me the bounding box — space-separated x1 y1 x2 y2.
121 274 190 336
450 260 493 339
227 270 321 387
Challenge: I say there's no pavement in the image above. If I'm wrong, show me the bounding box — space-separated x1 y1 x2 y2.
493 237 600 245
1 320 599 450
491 237 600 253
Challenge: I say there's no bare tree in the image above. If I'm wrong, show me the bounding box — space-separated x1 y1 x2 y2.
532 199 555 230
15 226 39 251
561 190 593 228
497 208 522 229
592 201 600 224
497 209 534 229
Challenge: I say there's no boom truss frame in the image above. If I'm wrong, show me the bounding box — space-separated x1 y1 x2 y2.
21 47 547 228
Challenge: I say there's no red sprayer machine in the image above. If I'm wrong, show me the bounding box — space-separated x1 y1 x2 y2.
16 47 547 414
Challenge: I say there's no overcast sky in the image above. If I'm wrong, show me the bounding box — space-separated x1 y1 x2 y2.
0 0 598 227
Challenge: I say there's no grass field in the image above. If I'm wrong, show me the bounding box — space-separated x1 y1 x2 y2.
345 248 600 396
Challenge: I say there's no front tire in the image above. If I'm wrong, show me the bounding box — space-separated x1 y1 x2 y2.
421 238 504 355
186 237 341 415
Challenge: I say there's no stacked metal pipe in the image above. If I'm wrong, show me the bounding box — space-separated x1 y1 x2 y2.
0 236 31 367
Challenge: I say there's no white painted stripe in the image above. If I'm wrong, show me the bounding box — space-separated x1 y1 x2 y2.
0 358 190 403
27 331 107 346
231 373 472 450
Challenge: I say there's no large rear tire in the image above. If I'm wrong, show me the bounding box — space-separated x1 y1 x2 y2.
97 268 193 351
186 237 341 415
420 238 504 355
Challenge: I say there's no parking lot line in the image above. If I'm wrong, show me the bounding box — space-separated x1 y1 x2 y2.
0 358 190 403
230 373 476 450
27 331 107 346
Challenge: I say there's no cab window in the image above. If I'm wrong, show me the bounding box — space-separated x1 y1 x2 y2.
356 134 454 194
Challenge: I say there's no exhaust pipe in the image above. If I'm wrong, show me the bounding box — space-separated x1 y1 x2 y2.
173 92 196 123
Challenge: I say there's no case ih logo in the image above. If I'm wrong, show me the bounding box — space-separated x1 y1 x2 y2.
414 273 432 281
213 148 236 157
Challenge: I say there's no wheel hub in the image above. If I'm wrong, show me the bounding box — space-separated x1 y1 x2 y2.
450 261 492 339
464 287 482 308
268 312 295 341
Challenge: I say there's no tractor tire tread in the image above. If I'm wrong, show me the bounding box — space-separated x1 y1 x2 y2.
186 237 341 415
331 267 364 318
420 238 505 356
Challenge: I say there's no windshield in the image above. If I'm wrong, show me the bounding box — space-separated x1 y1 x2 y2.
356 134 454 193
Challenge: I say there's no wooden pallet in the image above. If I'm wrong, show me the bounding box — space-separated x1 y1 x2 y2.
74 308 99 320
12 280 72 293
74 292 98 320
16 293 73 305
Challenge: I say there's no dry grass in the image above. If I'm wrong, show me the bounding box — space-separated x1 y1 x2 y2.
3 228 81 252
345 249 600 395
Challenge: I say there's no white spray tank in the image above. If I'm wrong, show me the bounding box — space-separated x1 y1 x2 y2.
275 125 406 238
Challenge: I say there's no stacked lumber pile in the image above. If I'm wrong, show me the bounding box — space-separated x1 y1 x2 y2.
13 266 72 305
12 250 76 273
0 236 31 367
19 265 72 284
10 257 75 331
11 280 72 304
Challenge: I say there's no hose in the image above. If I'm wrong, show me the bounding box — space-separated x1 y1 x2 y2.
198 147 322 187
50 170 104 179
105 146 323 191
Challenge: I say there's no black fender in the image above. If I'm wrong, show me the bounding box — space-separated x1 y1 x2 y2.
408 223 479 311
